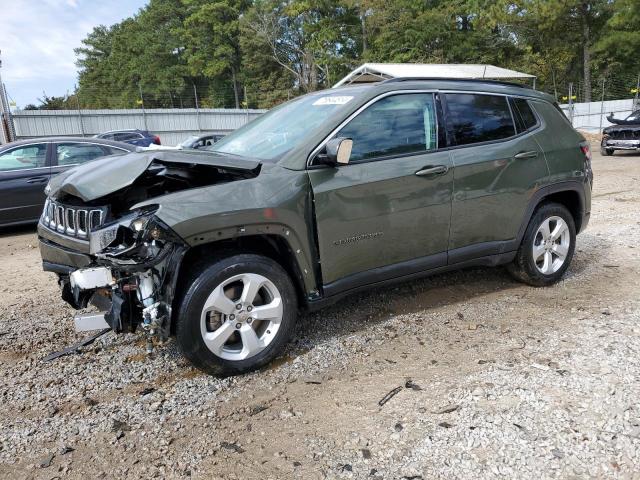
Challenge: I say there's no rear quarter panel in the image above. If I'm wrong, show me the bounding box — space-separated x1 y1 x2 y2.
531 100 586 184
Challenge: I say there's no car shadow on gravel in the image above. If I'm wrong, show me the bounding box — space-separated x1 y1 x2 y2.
0 223 37 237
292 265 520 348
288 235 610 359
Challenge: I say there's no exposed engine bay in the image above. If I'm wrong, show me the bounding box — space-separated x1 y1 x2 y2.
39 151 261 352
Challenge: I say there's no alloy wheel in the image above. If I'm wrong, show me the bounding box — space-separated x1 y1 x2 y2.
200 273 283 361
532 215 570 275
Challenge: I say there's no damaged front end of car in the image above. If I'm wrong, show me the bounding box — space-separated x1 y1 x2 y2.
84 207 187 350
38 150 261 352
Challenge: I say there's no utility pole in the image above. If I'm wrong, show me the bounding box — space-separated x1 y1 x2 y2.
74 85 85 137
634 73 640 111
193 83 201 132
138 83 148 131
599 77 606 133
568 83 575 126
244 85 249 124
0 50 16 144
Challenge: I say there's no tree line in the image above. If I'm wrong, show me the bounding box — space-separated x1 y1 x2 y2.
26 0 640 110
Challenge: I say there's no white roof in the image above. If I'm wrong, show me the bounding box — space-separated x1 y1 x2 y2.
333 63 536 88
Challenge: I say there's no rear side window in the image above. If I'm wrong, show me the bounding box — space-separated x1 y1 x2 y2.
102 146 129 155
114 132 142 141
445 93 515 146
337 93 437 161
56 142 110 166
512 98 538 132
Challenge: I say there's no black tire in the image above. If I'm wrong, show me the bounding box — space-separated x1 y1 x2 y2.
507 202 576 287
176 254 298 376
600 146 614 156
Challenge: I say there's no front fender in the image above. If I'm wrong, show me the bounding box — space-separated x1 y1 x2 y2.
133 166 319 295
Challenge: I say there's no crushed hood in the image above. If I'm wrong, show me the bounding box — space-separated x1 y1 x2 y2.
603 124 640 134
606 114 640 126
48 149 261 202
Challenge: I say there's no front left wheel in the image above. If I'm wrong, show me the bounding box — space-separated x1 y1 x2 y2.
176 254 298 376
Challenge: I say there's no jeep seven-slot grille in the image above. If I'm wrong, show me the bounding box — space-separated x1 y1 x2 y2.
41 198 105 239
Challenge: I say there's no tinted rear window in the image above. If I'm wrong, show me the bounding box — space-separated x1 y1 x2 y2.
445 93 515 146
512 98 538 131
115 132 142 141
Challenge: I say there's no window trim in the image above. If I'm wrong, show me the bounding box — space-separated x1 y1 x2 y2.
307 89 546 167
439 91 543 151
0 142 51 173
511 97 541 134
307 90 440 168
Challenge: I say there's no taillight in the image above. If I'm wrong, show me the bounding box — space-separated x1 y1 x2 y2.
153 136 161 145
579 141 593 185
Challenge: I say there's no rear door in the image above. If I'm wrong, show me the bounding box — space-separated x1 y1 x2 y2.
0 142 51 225
308 92 453 290
443 92 548 261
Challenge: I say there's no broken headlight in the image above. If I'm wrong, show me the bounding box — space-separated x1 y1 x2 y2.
89 206 181 263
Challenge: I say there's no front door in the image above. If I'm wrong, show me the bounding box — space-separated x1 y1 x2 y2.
308 92 453 291
0 142 51 225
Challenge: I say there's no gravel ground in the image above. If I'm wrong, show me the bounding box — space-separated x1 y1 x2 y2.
1 147 639 479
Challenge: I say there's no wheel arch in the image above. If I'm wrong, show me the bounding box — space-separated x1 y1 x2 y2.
515 182 587 247
170 232 316 333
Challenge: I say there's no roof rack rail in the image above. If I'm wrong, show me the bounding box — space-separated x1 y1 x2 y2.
380 77 528 88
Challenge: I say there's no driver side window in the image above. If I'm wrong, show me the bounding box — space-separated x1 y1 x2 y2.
337 93 437 162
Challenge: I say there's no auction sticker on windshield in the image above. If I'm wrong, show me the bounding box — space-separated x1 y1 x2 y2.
313 96 354 106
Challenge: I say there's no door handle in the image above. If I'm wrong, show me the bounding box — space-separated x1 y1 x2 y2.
415 165 448 177
513 151 538 160
27 176 48 184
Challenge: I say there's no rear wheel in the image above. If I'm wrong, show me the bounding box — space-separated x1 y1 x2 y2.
507 203 576 286
176 254 297 376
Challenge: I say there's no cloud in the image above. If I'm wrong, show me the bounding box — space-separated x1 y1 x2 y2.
0 0 146 107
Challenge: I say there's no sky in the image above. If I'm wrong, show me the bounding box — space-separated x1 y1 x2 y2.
0 0 147 108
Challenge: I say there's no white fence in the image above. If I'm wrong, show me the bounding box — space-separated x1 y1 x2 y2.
6 97 638 145
559 98 636 133
10 108 266 146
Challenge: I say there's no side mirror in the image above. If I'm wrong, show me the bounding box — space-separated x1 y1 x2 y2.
316 137 353 166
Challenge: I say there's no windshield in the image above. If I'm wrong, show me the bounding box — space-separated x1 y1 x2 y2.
210 91 359 161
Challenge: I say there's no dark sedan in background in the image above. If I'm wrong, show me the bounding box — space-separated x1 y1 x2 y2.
94 129 161 147
0 137 136 227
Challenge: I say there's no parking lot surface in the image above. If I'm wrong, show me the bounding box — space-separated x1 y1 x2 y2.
1 148 639 479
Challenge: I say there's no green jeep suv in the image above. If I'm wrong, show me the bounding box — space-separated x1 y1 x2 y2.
38 79 593 375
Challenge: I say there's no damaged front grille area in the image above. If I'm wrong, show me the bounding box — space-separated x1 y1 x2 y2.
606 129 640 140
41 198 106 239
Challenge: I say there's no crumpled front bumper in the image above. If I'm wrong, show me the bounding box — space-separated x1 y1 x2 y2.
602 138 640 150
38 223 92 272
38 214 187 339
